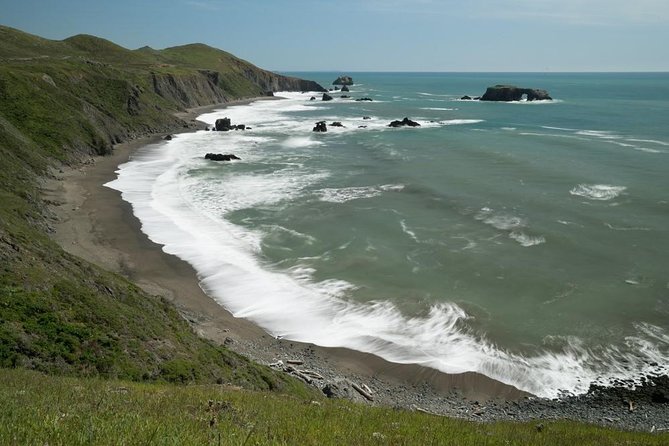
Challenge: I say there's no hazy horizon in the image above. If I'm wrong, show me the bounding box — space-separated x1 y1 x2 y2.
1 0 668 72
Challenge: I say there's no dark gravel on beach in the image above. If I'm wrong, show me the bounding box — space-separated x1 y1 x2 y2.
234 337 669 433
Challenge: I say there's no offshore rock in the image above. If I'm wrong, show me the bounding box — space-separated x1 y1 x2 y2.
333 75 354 86
214 117 232 131
313 121 327 132
480 85 552 102
341 85 350 92
355 97 373 102
330 122 345 127
388 117 420 128
205 153 241 161
322 93 334 101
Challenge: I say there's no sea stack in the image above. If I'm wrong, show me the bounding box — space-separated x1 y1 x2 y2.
333 75 354 86
480 85 552 102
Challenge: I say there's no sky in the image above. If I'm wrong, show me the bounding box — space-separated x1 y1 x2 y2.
1 0 668 72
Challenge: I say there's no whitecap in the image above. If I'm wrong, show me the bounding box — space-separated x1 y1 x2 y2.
509 231 546 247
318 184 404 203
421 107 457 111
439 119 484 126
570 184 626 201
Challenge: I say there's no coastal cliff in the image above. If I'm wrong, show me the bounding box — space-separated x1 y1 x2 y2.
0 26 325 159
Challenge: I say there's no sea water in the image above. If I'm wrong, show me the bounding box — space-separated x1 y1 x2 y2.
107 73 669 397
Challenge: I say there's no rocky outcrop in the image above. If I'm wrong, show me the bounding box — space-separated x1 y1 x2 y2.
355 97 373 102
215 118 232 131
322 93 334 101
480 85 552 102
389 117 420 128
330 122 344 127
313 121 327 132
333 76 354 86
151 71 228 108
341 85 350 92
205 153 241 161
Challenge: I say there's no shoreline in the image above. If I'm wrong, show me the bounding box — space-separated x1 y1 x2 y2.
42 97 668 430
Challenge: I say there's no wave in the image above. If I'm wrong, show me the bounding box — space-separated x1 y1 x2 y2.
317 184 404 203
509 231 546 247
570 184 627 201
420 107 457 111
440 119 484 126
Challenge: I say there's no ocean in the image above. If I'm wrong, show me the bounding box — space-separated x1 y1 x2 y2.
107 72 669 398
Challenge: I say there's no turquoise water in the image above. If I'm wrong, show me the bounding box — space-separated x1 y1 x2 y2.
109 73 669 397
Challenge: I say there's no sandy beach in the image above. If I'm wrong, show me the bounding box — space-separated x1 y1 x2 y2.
40 98 669 430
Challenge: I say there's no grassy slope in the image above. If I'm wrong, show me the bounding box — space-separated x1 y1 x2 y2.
2 369 666 446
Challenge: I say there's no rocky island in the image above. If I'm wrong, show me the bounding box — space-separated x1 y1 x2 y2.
333 75 354 86
480 85 552 101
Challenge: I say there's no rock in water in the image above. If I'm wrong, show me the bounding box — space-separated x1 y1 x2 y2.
332 75 354 86
388 117 421 128
313 121 327 132
355 97 373 102
205 153 241 161
214 117 232 131
480 85 552 101
330 122 344 127
322 93 334 101
341 85 350 92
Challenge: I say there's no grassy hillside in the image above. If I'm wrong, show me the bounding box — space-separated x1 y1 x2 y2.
0 25 323 393
2 369 665 445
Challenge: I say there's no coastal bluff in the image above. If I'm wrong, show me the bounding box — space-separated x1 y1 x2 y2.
480 85 552 101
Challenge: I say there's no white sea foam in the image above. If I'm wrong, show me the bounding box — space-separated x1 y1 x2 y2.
509 231 546 247
475 208 525 230
570 184 627 201
318 184 404 203
105 93 669 399
627 138 669 146
440 119 484 126
400 220 420 243
421 107 457 111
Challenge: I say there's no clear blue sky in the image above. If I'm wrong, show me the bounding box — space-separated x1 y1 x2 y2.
2 0 668 72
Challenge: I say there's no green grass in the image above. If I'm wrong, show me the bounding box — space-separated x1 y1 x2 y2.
1 368 665 446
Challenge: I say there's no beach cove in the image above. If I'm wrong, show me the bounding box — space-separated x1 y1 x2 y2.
44 75 669 428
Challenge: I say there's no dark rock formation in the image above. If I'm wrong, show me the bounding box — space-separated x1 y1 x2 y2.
265 91 274 97
341 95 351 99
461 95 472 100
333 75 354 86
164 134 173 140
322 93 334 101
358 125 367 129
480 85 552 102
310 96 316 101
214 118 247 131
362 116 371 120
341 85 350 92
205 153 241 161
313 121 327 132
215 117 232 131
214 118 232 132
355 97 373 102
330 122 344 127
389 117 420 128
334 87 340 91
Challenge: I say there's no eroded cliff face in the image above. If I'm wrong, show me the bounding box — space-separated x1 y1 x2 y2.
150 71 229 108
243 68 327 94
150 69 326 110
